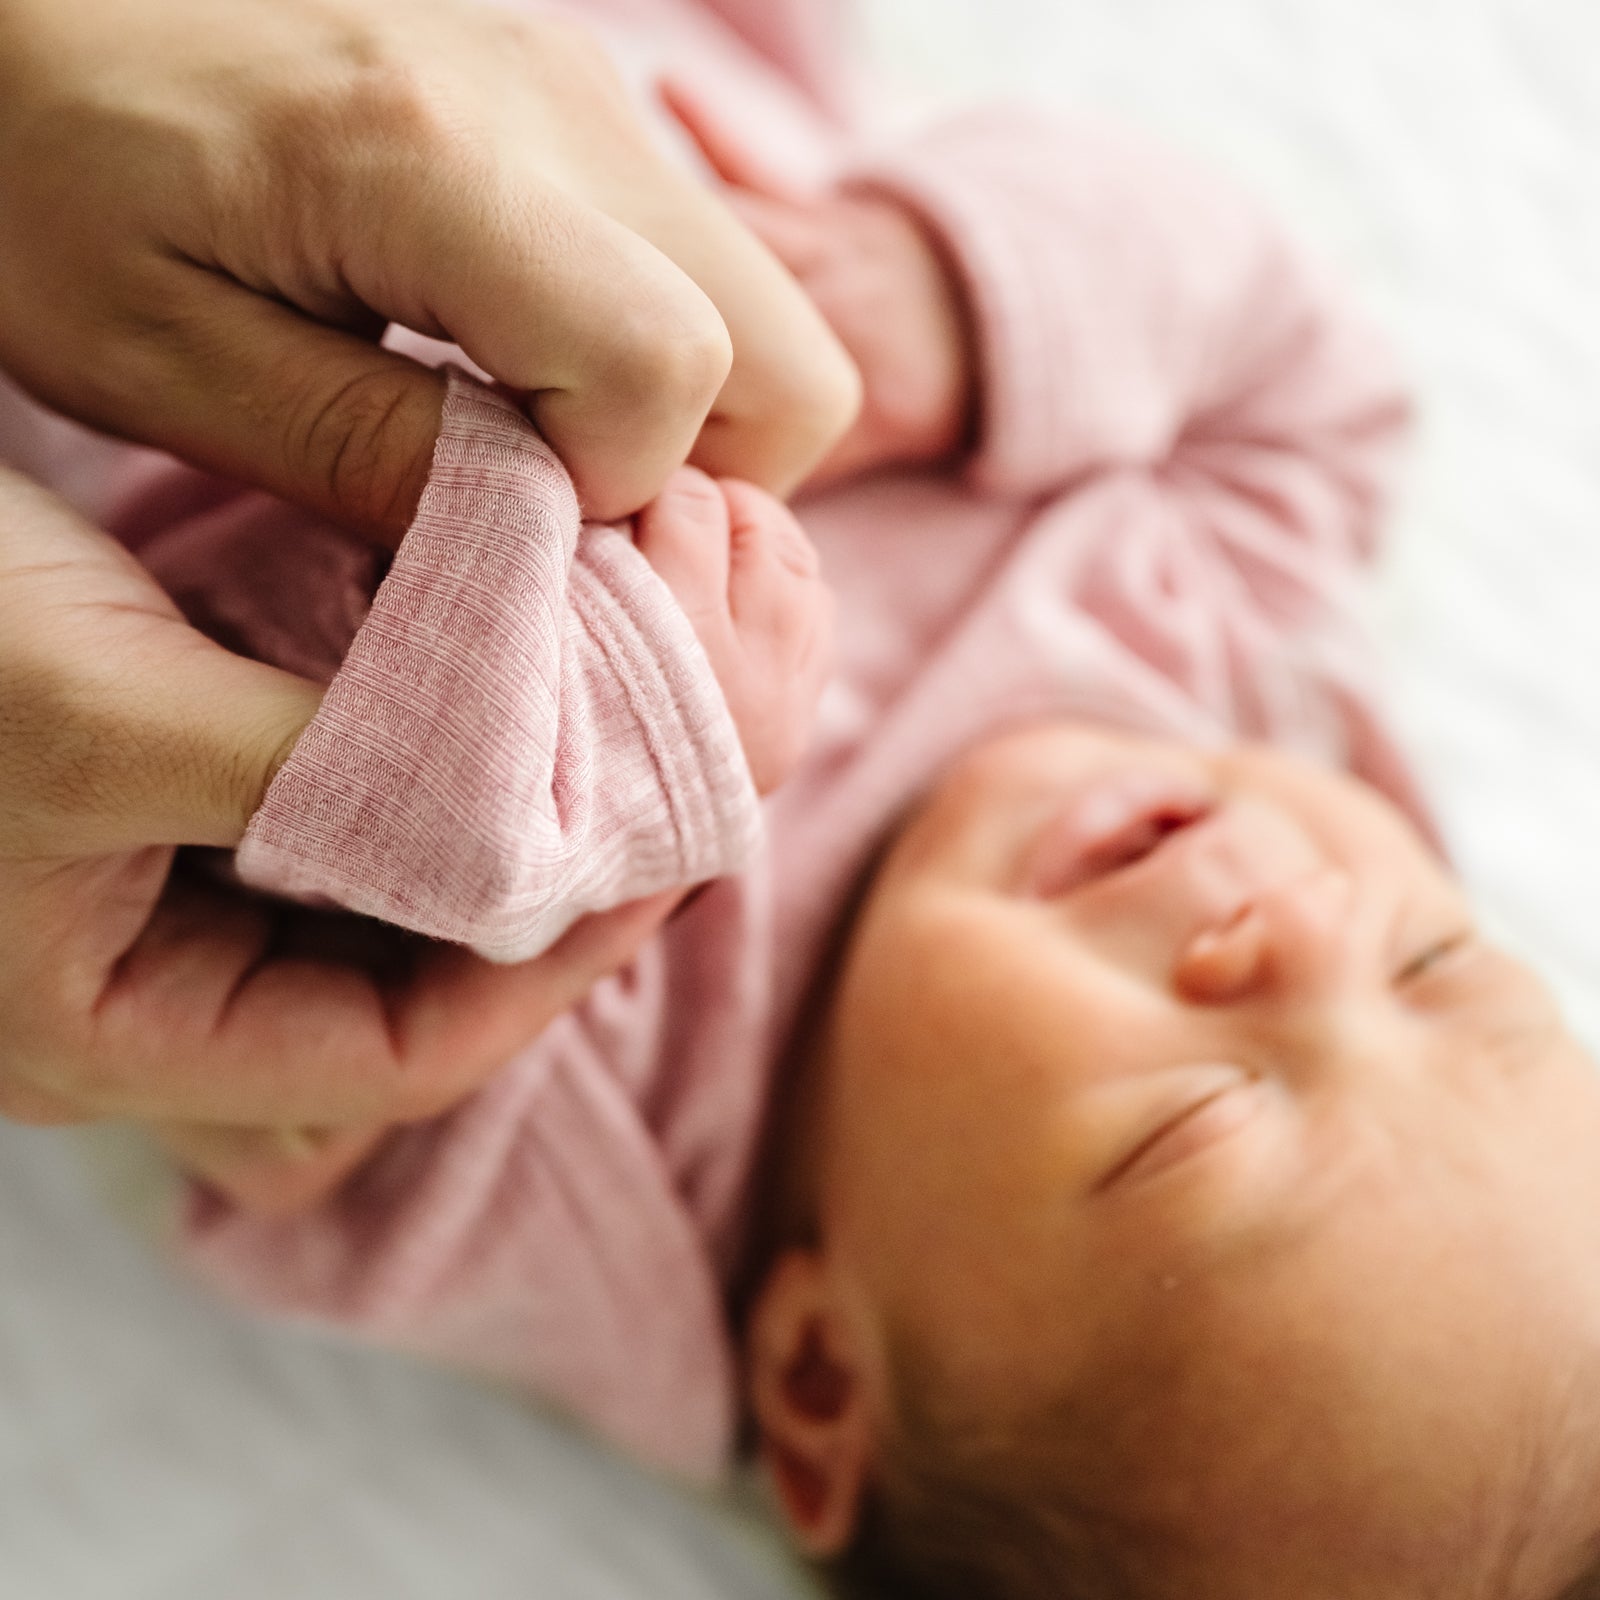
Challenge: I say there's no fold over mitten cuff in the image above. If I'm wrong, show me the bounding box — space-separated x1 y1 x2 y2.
237 372 761 962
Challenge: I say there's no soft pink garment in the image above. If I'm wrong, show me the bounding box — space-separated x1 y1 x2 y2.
0 0 1419 1480
181 375 759 962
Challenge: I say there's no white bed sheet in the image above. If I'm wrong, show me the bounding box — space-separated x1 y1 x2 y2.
2 3 1595 1595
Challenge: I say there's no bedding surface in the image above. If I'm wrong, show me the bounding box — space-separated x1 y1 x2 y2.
2 2 1595 1594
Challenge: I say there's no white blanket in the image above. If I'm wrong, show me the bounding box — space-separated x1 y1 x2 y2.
2 3 1594 1594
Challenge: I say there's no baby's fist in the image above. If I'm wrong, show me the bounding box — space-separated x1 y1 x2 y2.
758 192 976 488
662 79 976 488
635 468 833 794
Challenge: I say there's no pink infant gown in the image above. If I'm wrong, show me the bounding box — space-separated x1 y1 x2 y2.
0 0 1425 1482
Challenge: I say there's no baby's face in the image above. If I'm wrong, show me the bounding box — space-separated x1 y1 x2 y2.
810 724 1600 1591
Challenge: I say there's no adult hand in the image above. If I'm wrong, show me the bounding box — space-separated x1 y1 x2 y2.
0 468 679 1131
0 0 860 532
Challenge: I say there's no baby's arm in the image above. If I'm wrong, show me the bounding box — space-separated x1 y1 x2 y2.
675 93 1407 583
838 112 1422 782
144 371 829 963
844 108 1410 543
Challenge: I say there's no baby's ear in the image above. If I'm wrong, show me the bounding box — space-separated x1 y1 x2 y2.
746 1249 874 1557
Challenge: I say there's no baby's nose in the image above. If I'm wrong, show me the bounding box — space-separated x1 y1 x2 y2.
1173 867 1356 1006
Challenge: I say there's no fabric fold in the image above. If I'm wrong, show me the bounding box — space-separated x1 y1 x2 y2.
237 372 761 963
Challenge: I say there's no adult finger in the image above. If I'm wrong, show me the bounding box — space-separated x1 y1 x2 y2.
116 192 735 535
1 1 856 535
5 863 682 1127
151 1121 388 1217
0 472 324 856
630 184 860 500
150 882 691 1216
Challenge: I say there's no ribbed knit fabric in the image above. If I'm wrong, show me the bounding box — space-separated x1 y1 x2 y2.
233 374 760 963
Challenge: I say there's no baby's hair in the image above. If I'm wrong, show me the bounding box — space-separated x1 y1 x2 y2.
827 1456 1138 1600
831 1460 1600 1600
823 1326 1162 1600
820 1323 1600 1600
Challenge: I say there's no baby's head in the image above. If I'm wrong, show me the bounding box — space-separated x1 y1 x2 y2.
744 724 1600 1598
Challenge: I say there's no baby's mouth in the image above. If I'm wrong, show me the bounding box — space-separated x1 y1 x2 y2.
1022 769 1217 899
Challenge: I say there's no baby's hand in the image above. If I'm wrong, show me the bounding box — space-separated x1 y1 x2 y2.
663 82 977 489
740 192 976 488
634 468 833 794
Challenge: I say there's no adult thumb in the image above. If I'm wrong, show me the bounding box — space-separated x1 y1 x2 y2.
0 472 323 858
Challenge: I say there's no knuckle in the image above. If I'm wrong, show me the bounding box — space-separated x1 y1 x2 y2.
615 293 734 415
305 56 451 159
250 53 468 219
346 58 440 128
50 304 179 437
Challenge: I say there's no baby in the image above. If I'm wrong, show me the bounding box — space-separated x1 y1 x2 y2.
757 728 1600 1600
28 3 1600 1595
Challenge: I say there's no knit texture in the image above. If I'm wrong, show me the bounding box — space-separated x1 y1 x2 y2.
232 374 761 963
